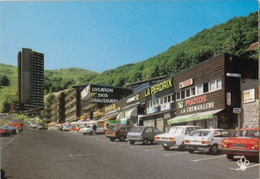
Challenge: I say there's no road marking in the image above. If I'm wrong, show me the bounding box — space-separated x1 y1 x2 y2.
190 155 225 162
230 164 260 171
164 152 189 156
144 148 164 152
68 153 97 157
0 135 18 150
130 145 160 149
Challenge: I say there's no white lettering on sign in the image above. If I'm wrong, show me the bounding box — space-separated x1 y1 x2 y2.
98 93 108 98
91 87 114 93
90 98 118 103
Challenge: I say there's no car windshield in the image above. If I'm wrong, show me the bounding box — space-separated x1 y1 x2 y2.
236 130 259 138
130 127 144 133
189 130 211 137
168 127 184 135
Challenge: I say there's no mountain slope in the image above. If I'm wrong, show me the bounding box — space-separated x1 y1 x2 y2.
90 12 258 86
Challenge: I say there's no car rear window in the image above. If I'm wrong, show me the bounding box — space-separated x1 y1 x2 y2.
130 127 144 133
168 127 184 135
189 130 211 137
236 130 259 138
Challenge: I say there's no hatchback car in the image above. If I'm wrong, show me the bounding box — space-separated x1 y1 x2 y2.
80 125 105 135
154 125 201 150
105 125 132 142
183 128 230 155
127 126 162 145
221 128 259 160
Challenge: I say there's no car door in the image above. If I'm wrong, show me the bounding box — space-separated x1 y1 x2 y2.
213 130 225 147
144 127 153 140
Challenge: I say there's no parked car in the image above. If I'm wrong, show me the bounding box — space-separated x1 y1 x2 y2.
105 125 132 142
154 125 201 150
9 123 24 131
221 128 259 160
37 124 48 130
0 127 12 136
29 122 38 129
127 126 162 145
183 128 230 155
1 126 17 135
80 125 105 135
62 125 72 131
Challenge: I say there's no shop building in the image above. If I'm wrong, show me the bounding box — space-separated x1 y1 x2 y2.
167 53 257 129
139 77 175 132
81 84 132 120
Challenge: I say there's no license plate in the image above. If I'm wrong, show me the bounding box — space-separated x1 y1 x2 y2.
161 138 168 140
192 140 201 144
233 144 245 148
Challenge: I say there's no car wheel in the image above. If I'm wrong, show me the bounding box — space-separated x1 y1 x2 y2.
188 148 195 153
89 131 93 135
178 143 185 151
119 136 125 141
83 133 86 135
210 144 218 155
163 145 170 150
226 154 234 160
130 141 135 145
143 138 149 145
110 138 115 142
150 140 154 144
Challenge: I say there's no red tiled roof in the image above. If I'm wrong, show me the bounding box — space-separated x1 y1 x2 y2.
246 42 258 51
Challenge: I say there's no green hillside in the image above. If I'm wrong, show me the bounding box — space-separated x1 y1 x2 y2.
90 12 258 86
0 65 98 112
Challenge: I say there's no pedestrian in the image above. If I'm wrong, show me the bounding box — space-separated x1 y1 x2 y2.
92 124 97 135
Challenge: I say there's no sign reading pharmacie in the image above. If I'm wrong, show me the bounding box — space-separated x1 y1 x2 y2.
145 78 173 97
177 95 214 114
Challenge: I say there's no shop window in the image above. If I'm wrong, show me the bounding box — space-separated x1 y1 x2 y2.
176 92 180 100
160 98 163 104
203 83 209 93
191 87 195 96
181 91 185 99
209 81 216 91
185 89 190 97
168 96 171 102
217 79 222 89
171 94 174 101
197 84 203 95
164 96 168 103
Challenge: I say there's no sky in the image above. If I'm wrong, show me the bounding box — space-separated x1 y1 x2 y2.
0 0 258 73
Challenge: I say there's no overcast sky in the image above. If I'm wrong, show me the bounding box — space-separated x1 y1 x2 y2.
0 0 258 73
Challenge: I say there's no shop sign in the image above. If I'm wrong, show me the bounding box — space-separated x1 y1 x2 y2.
105 109 117 115
145 78 173 97
93 110 104 118
90 98 118 103
90 84 114 93
177 95 215 114
105 104 116 112
233 108 241 114
242 89 255 103
226 73 241 78
226 92 231 105
126 93 140 104
179 78 193 89
161 103 171 111
164 112 171 119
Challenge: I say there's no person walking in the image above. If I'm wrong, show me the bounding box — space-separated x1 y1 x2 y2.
92 124 97 135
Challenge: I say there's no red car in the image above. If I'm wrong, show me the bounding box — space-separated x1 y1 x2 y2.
221 128 259 160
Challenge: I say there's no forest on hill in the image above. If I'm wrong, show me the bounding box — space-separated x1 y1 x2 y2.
89 12 258 86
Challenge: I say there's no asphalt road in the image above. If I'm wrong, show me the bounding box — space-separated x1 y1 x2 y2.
1 124 259 179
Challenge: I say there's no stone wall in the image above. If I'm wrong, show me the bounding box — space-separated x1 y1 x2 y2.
242 99 259 128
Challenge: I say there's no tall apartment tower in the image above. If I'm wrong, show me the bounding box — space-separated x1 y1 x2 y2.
17 48 44 111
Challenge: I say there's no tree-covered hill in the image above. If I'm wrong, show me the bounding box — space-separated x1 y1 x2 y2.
90 12 258 86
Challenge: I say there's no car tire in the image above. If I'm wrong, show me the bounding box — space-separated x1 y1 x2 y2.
130 141 135 145
188 148 195 153
119 136 125 141
150 140 154 144
210 144 218 155
83 133 86 135
226 154 234 160
163 146 170 150
178 143 185 151
143 138 149 145
110 138 115 142
89 131 93 135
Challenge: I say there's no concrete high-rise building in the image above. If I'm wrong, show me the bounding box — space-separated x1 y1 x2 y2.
17 48 44 111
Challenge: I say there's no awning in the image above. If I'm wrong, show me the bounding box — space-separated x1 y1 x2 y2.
125 108 137 118
117 112 124 120
98 112 119 121
167 109 223 125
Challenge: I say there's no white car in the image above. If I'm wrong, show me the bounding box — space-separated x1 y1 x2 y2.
183 128 230 155
154 126 201 150
80 125 105 135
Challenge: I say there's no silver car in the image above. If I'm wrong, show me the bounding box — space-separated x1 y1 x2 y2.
127 126 162 145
